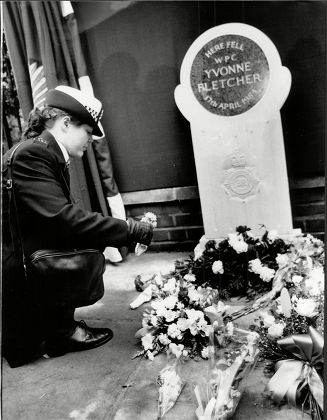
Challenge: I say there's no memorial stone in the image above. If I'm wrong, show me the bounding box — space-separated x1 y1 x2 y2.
175 23 293 243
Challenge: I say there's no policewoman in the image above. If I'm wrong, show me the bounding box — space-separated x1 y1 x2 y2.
2 86 153 367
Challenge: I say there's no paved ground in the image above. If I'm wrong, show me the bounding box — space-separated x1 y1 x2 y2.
1 251 309 420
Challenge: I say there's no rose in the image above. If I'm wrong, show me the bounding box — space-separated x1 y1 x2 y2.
232 239 248 254
267 229 278 242
267 322 285 338
212 260 224 274
295 298 317 317
141 333 154 351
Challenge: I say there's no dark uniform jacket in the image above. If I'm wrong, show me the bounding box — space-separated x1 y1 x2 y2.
2 130 129 367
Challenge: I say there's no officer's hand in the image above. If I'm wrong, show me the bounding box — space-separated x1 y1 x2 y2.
126 217 153 246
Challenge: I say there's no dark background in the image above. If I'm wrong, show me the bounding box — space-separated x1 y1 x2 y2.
74 1 326 193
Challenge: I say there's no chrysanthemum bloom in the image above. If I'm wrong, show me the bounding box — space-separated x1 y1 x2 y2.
212 260 224 274
295 297 317 317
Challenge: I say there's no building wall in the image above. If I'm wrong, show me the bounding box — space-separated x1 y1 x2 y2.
74 1 325 248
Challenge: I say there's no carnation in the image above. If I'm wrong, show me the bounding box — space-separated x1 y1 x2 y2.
259 266 275 282
276 253 289 268
259 312 275 327
163 277 177 293
201 346 209 359
212 260 224 274
158 333 171 345
163 295 178 310
169 343 184 359
249 259 262 274
267 322 285 338
291 275 303 285
176 317 191 332
167 323 182 339
141 333 154 351
295 298 317 317
184 273 196 282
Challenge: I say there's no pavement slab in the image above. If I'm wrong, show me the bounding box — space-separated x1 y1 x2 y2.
1 251 310 420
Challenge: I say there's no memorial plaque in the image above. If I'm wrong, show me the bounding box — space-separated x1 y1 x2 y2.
191 35 269 116
175 23 293 242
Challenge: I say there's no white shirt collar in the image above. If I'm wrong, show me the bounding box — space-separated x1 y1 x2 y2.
53 136 70 164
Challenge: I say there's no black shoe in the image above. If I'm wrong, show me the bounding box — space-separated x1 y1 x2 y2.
45 320 113 357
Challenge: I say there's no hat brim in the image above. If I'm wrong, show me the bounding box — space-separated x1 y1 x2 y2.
46 90 103 137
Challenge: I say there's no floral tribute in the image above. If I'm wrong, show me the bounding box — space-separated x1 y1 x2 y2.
183 225 290 299
132 227 324 419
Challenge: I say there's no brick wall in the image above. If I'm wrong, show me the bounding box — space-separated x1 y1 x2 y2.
289 177 325 241
125 199 204 252
122 179 325 252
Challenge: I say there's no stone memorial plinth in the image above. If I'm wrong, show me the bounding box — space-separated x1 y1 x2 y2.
175 23 293 242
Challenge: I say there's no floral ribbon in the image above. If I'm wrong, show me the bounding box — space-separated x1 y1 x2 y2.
266 326 323 410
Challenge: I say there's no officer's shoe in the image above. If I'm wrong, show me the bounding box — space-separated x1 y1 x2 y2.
45 320 113 357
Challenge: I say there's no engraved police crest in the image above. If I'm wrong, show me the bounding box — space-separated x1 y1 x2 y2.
223 150 260 199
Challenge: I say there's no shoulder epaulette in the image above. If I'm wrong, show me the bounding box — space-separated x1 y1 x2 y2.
33 137 49 146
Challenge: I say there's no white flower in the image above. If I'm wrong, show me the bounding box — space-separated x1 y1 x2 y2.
176 301 184 310
232 239 248 254
203 324 214 337
163 309 178 322
163 295 178 309
182 350 188 357
228 233 239 244
247 331 260 345
267 229 278 242
295 298 317 317
292 275 303 285
141 333 154 351
305 267 324 296
185 309 204 323
151 299 166 316
147 351 155 361
249 259 262 274
150 315 158 327
226 321 234 336
276 253 289 268
201 347 209 359
163 277 177 293
188 288 202 303
176 318 191 332
167 323 182 339
267 323 285 338
158 333 171 345
212 260 224 274
259 312 275 327
259 266 275 282
169 343 184 359
154 274 164 287
184 273 196 282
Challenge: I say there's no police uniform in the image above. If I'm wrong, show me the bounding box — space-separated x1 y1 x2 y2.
2 86 152 367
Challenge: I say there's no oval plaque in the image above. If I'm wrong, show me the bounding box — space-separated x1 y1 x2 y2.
190 34 270 116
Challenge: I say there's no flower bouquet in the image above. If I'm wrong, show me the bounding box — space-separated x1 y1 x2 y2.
250 237 324 420
157 343 186 419
135 212 157 256
193 328 260 419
